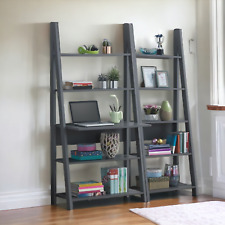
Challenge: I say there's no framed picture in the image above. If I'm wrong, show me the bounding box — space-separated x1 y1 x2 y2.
141 66 156 88
156 71 169 88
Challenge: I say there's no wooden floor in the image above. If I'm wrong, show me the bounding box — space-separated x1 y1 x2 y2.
0 193 223 225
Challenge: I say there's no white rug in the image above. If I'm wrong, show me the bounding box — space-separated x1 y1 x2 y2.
130 201 225 225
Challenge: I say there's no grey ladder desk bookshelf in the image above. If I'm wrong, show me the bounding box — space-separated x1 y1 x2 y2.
50 22 197 210
50 22 148 210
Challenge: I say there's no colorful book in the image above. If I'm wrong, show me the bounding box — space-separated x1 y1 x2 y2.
148 151 171 156
146 144 170 150
71 180 102 188
78 185 104 191
166 134 177 154
148 148 171 152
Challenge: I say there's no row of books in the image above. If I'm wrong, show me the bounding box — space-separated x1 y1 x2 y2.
71 180 105 198
166 131 189 154
144 144 171 156
101 167 127 194
64 81 93 89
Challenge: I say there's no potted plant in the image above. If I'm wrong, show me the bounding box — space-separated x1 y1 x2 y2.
143 104 161 120
98 74 108 89
108 66 119 89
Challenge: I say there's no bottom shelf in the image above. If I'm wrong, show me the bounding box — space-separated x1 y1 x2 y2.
56 188 143 202
149 183 195 194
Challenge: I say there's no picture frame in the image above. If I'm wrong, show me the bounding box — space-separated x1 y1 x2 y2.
156 70 169 88
141 66 156 88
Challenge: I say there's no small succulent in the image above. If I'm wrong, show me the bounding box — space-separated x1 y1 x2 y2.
103 39 111 46
143 104 161 115
98 74 108 81
108 66 120 81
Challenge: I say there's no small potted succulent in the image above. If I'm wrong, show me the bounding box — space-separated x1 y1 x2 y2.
143 104 161 121
108 66 120 89
98 74 108 89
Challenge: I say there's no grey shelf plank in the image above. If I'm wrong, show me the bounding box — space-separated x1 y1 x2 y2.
139 87 185 91
149 183 195 194
56 188 143 202
145 153 192 158
143 120 188 124
56 87 134 92
61 53 131 57
136 54 181 59
56 154 140 164
63 122 143 131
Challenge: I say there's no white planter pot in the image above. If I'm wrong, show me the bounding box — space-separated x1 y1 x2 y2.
144 114 159 121
109 81 118 89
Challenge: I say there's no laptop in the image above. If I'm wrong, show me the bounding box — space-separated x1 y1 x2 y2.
69 101 114 127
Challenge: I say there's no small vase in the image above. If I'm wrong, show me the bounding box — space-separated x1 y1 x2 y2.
160 101 172 121
99 81 107 89
100 133 120 158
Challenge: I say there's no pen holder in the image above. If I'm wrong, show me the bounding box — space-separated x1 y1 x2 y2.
110 111 123 123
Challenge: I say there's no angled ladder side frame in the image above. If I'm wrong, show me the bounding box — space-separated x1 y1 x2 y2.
50 22 73 210
173 29 197 196
123 23 149 202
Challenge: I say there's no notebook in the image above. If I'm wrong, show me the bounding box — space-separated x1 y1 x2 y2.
69 101 114 127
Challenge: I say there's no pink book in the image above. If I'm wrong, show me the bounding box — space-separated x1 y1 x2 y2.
79 189 104 194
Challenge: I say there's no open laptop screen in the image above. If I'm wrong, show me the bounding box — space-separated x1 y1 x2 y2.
69 101 101 123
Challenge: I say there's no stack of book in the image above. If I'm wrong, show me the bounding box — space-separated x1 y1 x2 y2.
71 144 102 161
101 167 127 194
144 144 171 156
71 180 105 198
73 81 93 89
64 81 93 89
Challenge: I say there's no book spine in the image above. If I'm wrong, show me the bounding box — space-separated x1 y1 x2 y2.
78 185 104 190
121 167 124 193
77 182 103 187
118 168 122 193
186 132 190 152
148 148 171 152
148 151 171 155
123 167 127 193
114 168 119 194
77 189 104 194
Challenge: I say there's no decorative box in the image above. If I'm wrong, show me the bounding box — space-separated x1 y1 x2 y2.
136 176 169 190
146 168 162 178
77 143 96 152
148 176 169 190
71 150 102 161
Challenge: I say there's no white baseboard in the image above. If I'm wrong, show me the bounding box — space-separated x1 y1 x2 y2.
0 190 51 210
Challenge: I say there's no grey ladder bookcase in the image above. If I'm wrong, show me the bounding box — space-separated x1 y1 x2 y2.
50 22 148 210
124 23 197 202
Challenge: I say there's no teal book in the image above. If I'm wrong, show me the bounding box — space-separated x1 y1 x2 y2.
166 134 177 154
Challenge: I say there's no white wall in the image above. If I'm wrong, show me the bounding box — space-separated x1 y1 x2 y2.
0 0 200 210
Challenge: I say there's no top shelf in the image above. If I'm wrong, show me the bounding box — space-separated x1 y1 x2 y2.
60 53 131 57
136 54 181 59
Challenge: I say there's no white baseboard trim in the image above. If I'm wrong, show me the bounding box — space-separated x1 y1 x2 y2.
0 190 51 211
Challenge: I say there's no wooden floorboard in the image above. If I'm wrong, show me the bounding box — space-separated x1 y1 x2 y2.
0 194 223 225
